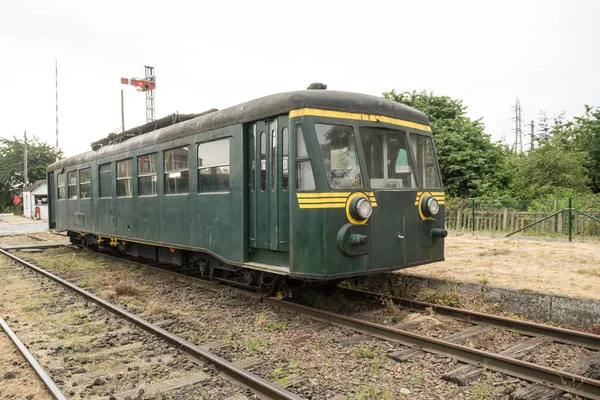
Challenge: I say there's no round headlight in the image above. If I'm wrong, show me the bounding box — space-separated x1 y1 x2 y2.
355 198 373 220
426 197 440 216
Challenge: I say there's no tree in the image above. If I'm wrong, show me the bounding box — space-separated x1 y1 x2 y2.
383 90 506 198
0 136 59 211
505 140 590 199
570 105 600 193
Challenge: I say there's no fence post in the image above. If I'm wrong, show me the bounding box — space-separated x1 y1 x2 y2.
471 199 475 233
502 209 508 230
568 197 572 242
553 198 558 233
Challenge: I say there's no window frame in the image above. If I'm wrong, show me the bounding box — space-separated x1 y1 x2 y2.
57 172 66 200
295 125 316 192
67 170 78 200
79 167 91 199
164 146 190 195
314 123 362 190
98 162 112 198
281 127 289 191
137 152 158 197
409 132 443 190
197 137 231 194
116 158 133 198
359 126 417 190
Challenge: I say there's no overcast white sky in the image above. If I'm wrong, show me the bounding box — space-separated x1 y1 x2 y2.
1 0 599 158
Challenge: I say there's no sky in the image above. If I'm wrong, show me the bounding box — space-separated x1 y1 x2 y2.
1 0 599 158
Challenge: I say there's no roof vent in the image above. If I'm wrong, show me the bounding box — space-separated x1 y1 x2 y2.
307 82 327 90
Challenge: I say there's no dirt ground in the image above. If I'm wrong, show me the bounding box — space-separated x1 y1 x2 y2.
404 233 600 301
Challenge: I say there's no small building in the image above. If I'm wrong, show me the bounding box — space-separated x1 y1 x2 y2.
22 180 48 220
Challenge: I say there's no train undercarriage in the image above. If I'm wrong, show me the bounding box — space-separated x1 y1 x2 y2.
68 231 292 296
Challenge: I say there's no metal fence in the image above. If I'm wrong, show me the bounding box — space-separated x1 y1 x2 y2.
445 197 600 238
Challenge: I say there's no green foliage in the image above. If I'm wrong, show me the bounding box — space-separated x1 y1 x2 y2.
570 105 600 193
383 90 506 198
504 140 591 199
0 136 59 209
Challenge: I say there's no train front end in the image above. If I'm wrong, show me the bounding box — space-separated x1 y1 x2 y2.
288 108 446 280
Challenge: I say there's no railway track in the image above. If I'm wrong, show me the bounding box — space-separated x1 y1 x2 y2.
93 247 600 399
0 248 301 400
6 243 600 399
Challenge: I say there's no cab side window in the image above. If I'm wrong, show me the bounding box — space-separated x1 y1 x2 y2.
295 126 315 191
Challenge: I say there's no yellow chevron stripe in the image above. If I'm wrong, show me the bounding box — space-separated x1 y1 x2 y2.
299 203 378 209
299 203 346 209
298 198 347 204
289 108 432 132
297 192 351 198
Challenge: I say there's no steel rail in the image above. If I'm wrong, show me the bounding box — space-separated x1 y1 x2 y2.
0 249 301 400
0 317 67 400
22 246 600 398
264 298 600 400
336 286 600 350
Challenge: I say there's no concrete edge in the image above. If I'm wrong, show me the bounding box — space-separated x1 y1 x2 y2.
395 273 600 327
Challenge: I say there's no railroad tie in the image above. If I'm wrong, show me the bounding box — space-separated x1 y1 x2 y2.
509 351 600 400
441 337 547 386
388 324 491 362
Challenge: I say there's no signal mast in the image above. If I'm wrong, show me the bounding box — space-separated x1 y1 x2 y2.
121 66 156 123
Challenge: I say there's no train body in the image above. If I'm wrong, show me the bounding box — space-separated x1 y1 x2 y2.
47 87 446 291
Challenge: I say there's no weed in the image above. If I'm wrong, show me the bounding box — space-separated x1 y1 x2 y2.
113 282 141 297
277 376 287 387
246 337 264 352
369 355 384 372
577 268 600 277
411 369 423 386
254 312 269 327
265 322 287 331
356 346 376 359
338 280 354 288
473 375 493 399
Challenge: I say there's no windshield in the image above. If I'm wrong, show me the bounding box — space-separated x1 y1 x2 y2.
359 127 417 189
410 134 442 189
315 123 362 189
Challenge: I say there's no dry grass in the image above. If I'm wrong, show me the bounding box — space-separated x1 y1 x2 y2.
402 233 600 300
0 332 52 400
112 282 142 297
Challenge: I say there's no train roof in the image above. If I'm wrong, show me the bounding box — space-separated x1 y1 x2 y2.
48 89 430 171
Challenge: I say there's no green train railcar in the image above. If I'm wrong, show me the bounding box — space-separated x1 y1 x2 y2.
47 85 446 293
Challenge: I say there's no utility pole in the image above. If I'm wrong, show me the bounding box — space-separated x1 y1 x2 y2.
511 99 523 153
24 130 28 187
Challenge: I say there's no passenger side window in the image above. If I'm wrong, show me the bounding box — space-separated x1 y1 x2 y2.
295 126 315 191
164 146 189 195
282 127 289 190
138 153 157 196
198 138 230 193
99 163 112 198
79 168 91 199
117 159 133 197
67 171 78 199
57 173 66 200
260 132 266 191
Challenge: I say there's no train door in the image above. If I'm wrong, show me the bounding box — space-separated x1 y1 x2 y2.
47 171 56 229
248 116 290 252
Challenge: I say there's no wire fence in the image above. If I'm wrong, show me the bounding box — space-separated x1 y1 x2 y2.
445 196 600 239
